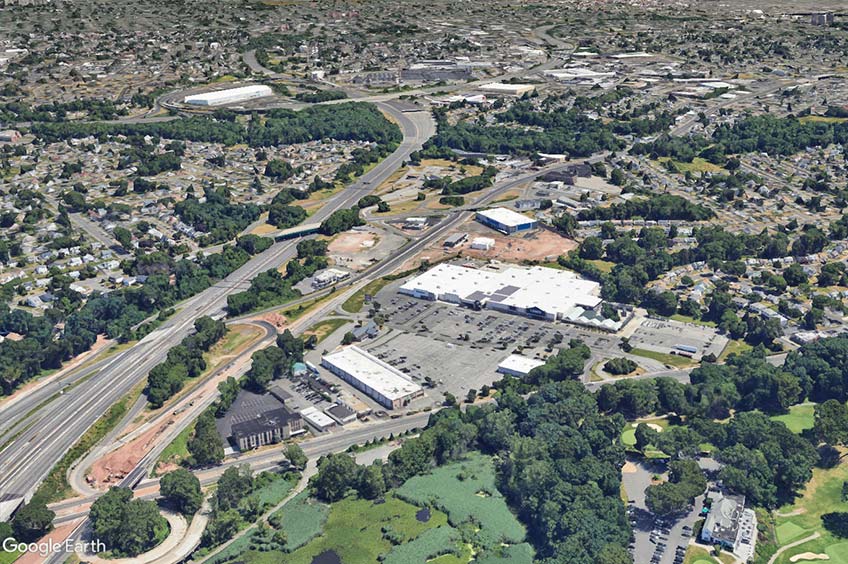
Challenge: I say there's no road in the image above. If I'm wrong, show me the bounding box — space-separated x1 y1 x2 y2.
0 103 435 515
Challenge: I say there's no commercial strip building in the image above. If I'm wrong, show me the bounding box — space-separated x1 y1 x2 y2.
476 207 537 234
184 84 273 106
497 354 545 377
321 346 423 409
478 82 536 96
399 264 613 327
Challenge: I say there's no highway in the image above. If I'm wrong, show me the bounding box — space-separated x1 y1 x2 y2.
0 102 435 514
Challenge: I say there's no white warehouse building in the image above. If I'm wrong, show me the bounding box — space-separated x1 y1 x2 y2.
184 84 274 106
321 346 423 410
399 263 607 324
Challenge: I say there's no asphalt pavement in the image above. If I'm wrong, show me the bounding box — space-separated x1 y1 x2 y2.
0 104 435 511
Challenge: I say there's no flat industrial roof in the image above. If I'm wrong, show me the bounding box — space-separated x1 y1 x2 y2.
322 346 422 401
400 263 602 316
184 84 272 104
477 207 535 228
498 354 546 375
301 406 335 428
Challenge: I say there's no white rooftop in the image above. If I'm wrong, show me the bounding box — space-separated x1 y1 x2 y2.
300 406 335 428
400 263 602 318
184 84 273 105
498 354 546 375
322 346 422 401
477 207 534 228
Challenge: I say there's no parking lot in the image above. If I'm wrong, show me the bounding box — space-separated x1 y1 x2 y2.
377 287 621 360
623 457 722 564
629 317 728 360
366 330 505 399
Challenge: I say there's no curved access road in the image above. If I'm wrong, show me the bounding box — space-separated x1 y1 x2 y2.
0 103 435 516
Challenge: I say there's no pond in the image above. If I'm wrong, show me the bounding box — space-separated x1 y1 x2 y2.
311 550 342 564
415 507 431 523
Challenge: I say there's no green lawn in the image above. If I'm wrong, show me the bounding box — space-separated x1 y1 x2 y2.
155 420 195 471
630 348 695 368
682 545 725 564
342 278 392 313
303 318 350 345
770 404 815 435
0 549 22 564
772 458 848 564
586 259 616 274
719 339 752 362
670 314 716 328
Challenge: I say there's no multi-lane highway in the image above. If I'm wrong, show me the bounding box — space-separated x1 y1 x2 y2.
0 102 435 515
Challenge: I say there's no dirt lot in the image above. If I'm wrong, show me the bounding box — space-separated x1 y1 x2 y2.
329 227 406 271
329 230 377 254
402 221 577 270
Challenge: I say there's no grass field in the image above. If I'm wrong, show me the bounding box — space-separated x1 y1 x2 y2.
586 259 616 274
670 314 716 328
0 549 22 564
683 545 720 564
719 339 753 362
155 420 195 470
395 453 528 549
800 115 848 124
302 318 350 345
342 278 392 313
630 348 695 368
657 157 725 174
770 404 815 435
771 456 848 564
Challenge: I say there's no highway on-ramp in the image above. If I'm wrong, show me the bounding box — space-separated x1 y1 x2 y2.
0 103 435 514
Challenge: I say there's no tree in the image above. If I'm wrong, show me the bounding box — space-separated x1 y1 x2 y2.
89 487 168 556
113 226 133 249
645 460 706 516
604 357 637 375
244 347 286 391
814 399 848 446
823 512 848 538
356 463 386 499
285 444 308 470
160 468 203 515
634 423 659 452
119 499 170 556
216 465 253 512
578 236 604 260
311 453 358 502
187 411 224 467
11 500 54 542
